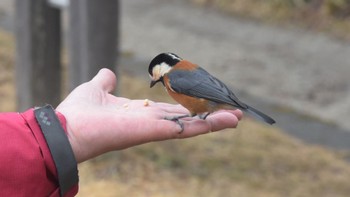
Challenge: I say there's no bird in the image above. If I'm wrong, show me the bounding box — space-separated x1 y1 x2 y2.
148 52 275 131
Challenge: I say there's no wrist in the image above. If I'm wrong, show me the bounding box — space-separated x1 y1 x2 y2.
55 107 88 163
55 110 81 162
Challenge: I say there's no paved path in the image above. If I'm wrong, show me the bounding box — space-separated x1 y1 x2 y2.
120 0 350 131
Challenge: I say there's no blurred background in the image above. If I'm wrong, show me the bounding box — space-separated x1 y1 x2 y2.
1 0 350 196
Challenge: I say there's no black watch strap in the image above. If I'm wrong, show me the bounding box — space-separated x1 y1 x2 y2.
34 105 79 196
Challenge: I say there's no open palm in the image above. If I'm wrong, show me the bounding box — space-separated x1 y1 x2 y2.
56 69 242 163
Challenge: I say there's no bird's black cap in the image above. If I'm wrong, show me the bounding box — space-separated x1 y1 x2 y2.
148 53 182 76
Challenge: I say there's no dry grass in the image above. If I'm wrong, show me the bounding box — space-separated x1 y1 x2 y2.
191 0 350 40
1 30 350 197
0 30 15 111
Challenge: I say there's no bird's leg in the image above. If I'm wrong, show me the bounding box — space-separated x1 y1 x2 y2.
198 112 211 120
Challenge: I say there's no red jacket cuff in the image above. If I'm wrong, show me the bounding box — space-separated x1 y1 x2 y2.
21 108 79 196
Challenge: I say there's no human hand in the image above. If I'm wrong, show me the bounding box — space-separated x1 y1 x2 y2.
56 69 242 163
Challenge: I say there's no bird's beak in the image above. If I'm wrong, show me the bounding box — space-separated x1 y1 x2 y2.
150 80 158 88
150 76 164 88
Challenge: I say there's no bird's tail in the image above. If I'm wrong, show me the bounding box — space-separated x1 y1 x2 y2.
243 105 276 125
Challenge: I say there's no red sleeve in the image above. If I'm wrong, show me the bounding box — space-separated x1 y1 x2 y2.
0 109 78 197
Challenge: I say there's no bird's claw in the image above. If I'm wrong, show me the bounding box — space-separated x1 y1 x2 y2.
198 112 211 120
164 116 186 133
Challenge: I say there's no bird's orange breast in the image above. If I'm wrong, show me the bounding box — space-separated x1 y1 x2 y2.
163 74 210 116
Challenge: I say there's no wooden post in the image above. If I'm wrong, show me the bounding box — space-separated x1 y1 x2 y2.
15 0 61 111
68 0 119 90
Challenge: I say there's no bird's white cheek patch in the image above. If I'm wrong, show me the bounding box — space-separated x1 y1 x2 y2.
159 62 172 76
152 65 161 79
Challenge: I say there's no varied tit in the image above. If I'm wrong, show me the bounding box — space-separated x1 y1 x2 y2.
148 53 275 131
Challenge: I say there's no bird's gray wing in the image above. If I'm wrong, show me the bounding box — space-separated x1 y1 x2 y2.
167 67 248 109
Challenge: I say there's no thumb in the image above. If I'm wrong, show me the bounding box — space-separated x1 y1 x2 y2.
91 68 117 93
